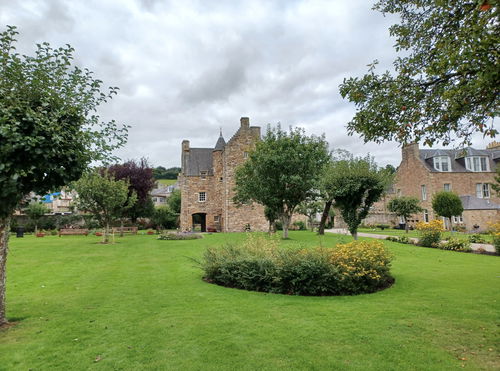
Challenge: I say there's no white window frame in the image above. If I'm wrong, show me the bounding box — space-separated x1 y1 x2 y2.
421 185 427 201
200 171 208 180
198 192 207 202
443 183 451 191
466 156 489 172
214 215 220 222
433 156 451 172
452 215 463 224
423 209 429 222
476 183 490 198
243 151 249 159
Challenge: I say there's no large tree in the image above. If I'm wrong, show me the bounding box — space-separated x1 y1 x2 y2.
107 158 156 223
73 170 136 243
0 26 128 325
320 153 393 240
432 191 464 231
234 126 330 238
339 1 499 147
387 196 423 233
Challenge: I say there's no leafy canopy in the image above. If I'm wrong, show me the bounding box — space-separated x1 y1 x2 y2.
387 196 423 232
339 1 499 147
0 25 129 218
107 159 156 220
234 125 330 238
432 191 464 220
322 152 393 239
73 170 136 242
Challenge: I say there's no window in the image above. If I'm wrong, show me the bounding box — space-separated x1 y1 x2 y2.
421 185 427 200
452 215 463 224
476 183 490 198
243 151 249 159
466 156 489 172
198 192 206 202
433 156 451 172
200 171 208 179
443 183 451 191
423 209 429 222
214 215 220 222
397 189 402 197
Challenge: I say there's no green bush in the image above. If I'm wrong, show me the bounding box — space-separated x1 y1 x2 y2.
376 224 390 230
292 221 306 230
439 238 472 252
468 234 486 244
385 236 412 244
201 235 394 296
158 233 202 240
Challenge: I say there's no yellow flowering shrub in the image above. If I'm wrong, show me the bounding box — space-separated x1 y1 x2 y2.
416 220 444 247
202 236 394 296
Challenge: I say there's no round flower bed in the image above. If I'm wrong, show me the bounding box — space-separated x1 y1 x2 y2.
201 236 394 296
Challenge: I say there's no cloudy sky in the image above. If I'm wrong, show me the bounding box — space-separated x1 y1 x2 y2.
0 0 493 168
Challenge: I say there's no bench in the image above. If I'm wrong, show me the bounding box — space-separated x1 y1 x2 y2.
112 226 138 234
59 228 89 236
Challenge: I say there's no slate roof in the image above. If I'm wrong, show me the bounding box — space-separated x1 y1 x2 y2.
460 195 500 210
419 147 498 172
183 148 214 176
214 135 226 150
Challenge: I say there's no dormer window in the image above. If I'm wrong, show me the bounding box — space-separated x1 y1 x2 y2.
465 156 488 172
200 171 208 179
433 156 451 172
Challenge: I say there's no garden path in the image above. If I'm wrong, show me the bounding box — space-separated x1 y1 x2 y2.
326 228 496 253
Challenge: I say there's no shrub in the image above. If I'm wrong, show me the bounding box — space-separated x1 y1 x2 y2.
487 222 500 255
201 235 393 296
385 235 412 244
468 234 486 244
292 221 306 230
158 232 202 240
439 238 472 252
376 224 390 230
416 220 444 247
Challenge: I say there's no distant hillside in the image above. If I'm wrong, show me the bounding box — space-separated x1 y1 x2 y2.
156 179 178 186
153 166 181 180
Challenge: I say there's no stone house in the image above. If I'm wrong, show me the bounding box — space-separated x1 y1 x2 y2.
391 141 500 231
151 183 178 207
178 117 268 232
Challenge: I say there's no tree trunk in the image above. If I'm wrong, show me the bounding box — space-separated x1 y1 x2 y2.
318 200 333 235
0 217 11 326
352 231 358 240
281 214 291 239
34 223 38 236
309 216 314 232
404 217 409 234
268 220 276 235
104 222 110 244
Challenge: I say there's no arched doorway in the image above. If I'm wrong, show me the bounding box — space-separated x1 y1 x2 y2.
192 213 206 232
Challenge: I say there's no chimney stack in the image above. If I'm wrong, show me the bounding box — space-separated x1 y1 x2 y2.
182 140 190 152
240 117 250 130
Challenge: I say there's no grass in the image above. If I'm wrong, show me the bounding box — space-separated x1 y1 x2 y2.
1 232 498 370
358 228 494 243
156 179 178 186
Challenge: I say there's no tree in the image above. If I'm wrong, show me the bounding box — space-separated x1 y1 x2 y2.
0 26 128 326
319 153 393 240
492 166 500 196
167 189 181 214
387 196 423 233
432 191 464 231
151 206 177 230
152 166 181 180
296 198 323 232
234 126 330 238
25 202 50 235
107 159 156 223
339 1 499 147
73 170 136 243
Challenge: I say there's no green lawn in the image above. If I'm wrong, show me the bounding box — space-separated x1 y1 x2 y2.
358 228 494 242
1 232 498 370
156 179 178 186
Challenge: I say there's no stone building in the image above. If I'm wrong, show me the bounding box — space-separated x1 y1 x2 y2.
391 141 500 231
178 117 268 232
